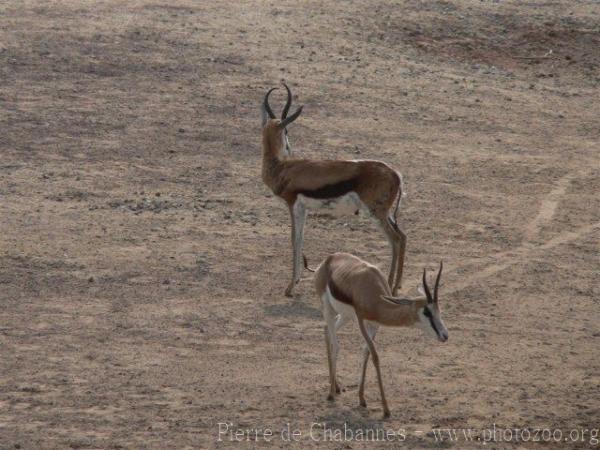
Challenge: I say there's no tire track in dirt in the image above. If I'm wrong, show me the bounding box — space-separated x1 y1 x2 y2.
447 220 600 295
447 169 596 295
523 173 575 242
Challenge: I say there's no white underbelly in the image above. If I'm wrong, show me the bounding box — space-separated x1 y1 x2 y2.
324 286 357 320
329 296 356 318
298 192 362 217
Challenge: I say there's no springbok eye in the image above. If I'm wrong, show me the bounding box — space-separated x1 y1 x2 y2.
423 307 432 318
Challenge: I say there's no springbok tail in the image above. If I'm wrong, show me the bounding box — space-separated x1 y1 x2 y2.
303 254 316 272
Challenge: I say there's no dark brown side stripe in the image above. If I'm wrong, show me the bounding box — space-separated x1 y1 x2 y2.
328 280 353 306
298 177 357 199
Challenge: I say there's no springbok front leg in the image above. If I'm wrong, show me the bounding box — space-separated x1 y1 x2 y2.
358 321 379 407
357 318 390 418
285 199 307 297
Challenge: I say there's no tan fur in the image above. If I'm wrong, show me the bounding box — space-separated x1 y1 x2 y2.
262 119 407 296
314 252 437 419
315 253 426 326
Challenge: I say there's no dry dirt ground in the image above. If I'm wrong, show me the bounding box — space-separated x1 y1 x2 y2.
1 0 599 449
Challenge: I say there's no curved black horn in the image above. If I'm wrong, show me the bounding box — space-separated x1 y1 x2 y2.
422 268 433 304
263 87 277 119
434 260 443 302
281 83 292 119
279 105 303 129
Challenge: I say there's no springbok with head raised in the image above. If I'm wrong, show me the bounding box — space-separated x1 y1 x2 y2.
261 84 407 297
314 252 448 418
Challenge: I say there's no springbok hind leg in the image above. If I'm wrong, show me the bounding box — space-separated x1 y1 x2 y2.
322 294 339 400
323 325 336 400
390 222 406 296
381 219 401 293
387 239 398 291
333 312 351 393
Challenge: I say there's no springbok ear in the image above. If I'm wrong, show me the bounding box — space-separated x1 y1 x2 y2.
381 295 416 306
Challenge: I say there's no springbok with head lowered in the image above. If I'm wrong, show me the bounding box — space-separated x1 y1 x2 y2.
261 84 406 297
314 252 448 418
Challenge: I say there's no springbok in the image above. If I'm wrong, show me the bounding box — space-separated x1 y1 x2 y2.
261 84 407 297
314 252 448 418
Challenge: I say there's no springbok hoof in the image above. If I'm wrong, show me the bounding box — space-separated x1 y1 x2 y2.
383 410 391 419
359 399 367 407
327 394 335 402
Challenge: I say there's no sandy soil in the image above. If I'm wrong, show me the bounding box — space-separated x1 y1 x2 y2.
0 0 599 448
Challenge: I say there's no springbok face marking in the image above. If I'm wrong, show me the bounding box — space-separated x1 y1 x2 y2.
284 128 291 156
417 262 448 342
418 303 448 342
